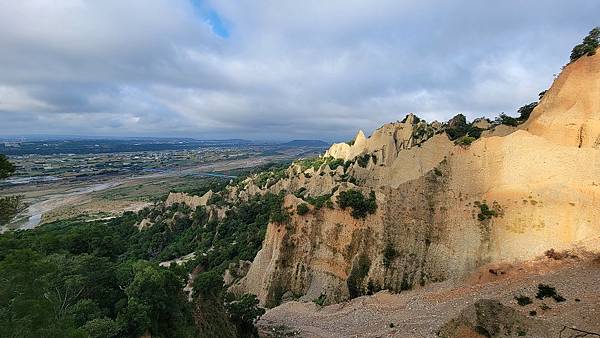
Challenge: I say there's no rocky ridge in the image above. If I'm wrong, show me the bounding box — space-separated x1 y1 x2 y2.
225 51 600 308
153 50 600 313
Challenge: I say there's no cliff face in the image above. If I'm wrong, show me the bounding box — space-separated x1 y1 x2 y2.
522 52 600 148
232 51 600 307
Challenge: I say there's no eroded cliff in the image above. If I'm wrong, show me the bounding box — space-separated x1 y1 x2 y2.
229 51 600 307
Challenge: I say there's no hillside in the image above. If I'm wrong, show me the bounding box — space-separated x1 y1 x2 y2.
224 51 600 309
144 49 600 338
258 251 600 337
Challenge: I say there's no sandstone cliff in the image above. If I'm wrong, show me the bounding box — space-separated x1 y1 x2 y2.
230 51 600 307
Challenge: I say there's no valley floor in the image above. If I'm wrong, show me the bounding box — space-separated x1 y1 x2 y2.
258 247 600 338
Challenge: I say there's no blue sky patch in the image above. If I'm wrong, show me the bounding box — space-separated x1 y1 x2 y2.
190 0 229 38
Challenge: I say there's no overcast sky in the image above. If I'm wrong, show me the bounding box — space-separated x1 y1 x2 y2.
0 0 598 141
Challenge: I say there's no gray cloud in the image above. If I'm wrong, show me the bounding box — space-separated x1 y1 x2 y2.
0 0 598 141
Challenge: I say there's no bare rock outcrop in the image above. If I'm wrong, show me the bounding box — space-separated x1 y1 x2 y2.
165 191 213 209
522 51 600 148
325 113 442 164
438 299 552 338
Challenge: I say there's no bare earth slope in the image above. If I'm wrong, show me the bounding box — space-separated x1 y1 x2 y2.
258 251 600 338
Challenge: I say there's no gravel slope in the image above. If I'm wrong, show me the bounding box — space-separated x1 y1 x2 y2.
258 251 600 338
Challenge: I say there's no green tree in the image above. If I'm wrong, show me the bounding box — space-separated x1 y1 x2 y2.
193 270 224 298
495 113 519 127
225 294 265 338
517 102 538 122
337 189 377 219
296 203 309 215
0 154 22 226
119 261 196 337
0 154 15 179
570 27 600 62
0 195 23 225
82 318 120 338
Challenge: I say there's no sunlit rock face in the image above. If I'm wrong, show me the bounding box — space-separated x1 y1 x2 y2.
232 52 600 307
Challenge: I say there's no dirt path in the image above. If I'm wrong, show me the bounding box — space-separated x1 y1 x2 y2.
258 253 600 338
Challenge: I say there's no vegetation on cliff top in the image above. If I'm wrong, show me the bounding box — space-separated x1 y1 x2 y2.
570 27 600 62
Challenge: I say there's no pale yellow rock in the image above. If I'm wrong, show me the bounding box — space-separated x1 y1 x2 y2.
522 52 600 148
165 190 212 209
472 117 491 129
232 52 600 307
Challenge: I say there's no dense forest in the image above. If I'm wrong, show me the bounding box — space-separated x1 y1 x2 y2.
0 157 283 338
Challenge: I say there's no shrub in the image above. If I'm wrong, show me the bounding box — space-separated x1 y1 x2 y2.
445 114 469 140
570 27 600 62
495 113 519 127
225 293 266 337
412 123 435 140
313 293 326 306
297 157 326 171
445 114 485 141
517 102 538 122
343 160 354 171
382 243 397 268
337 190 377 219
467 127 484 139
296 203 309 216
455 135 476 147
515 295 532 306
475 201 498 221
0 195 24 225
194 271 224 297
0 154 16 179
328 158 345 171
254 166 289 189
356 154 371 168
270 203 290 224
536 284 566 302
208 193 226 207
306 194 332 210
82 317 120 338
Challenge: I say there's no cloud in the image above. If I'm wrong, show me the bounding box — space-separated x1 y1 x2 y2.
0 0 598 140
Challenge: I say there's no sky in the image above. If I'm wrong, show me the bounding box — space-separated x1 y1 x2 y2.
0 0 598 141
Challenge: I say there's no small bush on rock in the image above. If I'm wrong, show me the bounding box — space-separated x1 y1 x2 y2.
296 203 309 216
337 189 377 219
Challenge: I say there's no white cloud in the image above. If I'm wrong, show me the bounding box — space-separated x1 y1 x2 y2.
0 0 598 140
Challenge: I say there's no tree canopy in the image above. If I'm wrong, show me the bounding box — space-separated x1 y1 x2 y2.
0 154 15 179
570 27 600 62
